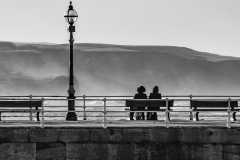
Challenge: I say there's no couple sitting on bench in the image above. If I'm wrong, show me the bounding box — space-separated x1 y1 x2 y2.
131 86 161 120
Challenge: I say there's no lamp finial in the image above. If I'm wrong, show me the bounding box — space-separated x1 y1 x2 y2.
69 1 73 10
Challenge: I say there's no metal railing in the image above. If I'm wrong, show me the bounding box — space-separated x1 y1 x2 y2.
0 95 239 129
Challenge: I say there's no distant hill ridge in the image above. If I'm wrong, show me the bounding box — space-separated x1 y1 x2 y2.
0 41 239 96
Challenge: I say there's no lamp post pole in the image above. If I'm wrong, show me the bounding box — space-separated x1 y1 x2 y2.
66 26 77 121
64 1 78 121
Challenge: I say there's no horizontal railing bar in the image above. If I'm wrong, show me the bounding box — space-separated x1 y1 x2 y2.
44 106 88 107
75 106 111 107
1 116 63 117
2 115 240 117
166 111 191 112
80 116 128 117
79 96 133 98
84 98 240 100
1 110 239 113
40 110 183 113
29 105 193 108
0 99 43 101
3 110 239 113
41 111 109 112
47 98 238 100
0 96 30 98
17 105 194 108
44 106 68 107
172 106 191 107
65 95 237 97
0 98 239 101
0 110 40 112
0 95 239 98
187 95 240 97
42 110 189 113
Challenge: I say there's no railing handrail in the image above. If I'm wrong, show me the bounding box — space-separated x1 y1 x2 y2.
0 95 240 98
1 98 240 101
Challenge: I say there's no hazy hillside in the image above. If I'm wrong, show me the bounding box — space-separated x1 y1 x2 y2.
0 41 240 96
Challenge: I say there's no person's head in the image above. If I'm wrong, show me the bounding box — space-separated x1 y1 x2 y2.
152 86 159 93
137 86 146 93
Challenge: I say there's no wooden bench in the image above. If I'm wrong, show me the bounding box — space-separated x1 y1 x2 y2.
190 100 239 121
125 100 174 120
0 101 42 121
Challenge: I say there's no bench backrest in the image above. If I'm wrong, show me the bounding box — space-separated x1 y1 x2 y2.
126 100 174 110
149 101 174 107
191 100 238 109
0 101 42 108
126 100 148 107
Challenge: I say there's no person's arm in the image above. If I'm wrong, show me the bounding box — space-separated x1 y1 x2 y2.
148 93 153 99
144 94 147 99
134 94 137 99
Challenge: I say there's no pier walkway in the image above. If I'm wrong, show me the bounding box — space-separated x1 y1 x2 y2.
0 119 240 128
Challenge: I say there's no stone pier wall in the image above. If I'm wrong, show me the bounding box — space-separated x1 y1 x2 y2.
0 127 239 160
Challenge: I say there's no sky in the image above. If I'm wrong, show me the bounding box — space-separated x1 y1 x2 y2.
1 0 240 57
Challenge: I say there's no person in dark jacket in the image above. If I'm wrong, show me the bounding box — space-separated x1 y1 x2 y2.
147 86 162 120
130 86 147 120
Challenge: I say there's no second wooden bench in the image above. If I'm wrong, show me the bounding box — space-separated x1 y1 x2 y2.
190 100 239 121
0 101 42 121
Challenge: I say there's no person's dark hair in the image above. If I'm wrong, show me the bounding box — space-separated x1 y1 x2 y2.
152 86 159 93
137 86 146 93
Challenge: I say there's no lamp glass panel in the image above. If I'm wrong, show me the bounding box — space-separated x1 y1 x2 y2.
68 10 78 23
64 16 69 23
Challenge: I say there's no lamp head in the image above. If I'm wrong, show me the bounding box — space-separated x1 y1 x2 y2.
64 1 78 26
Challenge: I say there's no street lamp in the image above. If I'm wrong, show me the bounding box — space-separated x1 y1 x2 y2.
64 1 78 121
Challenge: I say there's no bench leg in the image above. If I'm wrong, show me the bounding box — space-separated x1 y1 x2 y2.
0 112 1 121
193 112 199 121
146 112 150 120
130 112 134 120
29 107 33 121
37 112 40 121
36 107 40 121
189 111 193 120
142 112 145 120
231 112 237 121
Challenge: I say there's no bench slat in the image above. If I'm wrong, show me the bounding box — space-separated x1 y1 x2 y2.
0 109 41 112
0 101 42 107
125 100 174 107
191 101 238 108
193 109 229 111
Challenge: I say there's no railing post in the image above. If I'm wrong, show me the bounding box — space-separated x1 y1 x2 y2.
189 94 193 120
227 98 231 128
165 98 169 128
29 94 33 121
83 95 87 120
40 97 45 128
102 98 107 129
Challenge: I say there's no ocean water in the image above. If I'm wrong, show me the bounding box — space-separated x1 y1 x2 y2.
1 100 235 121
